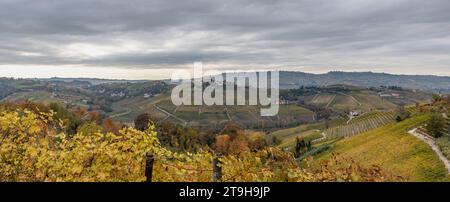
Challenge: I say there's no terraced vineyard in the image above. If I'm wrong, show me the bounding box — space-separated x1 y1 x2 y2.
324 107 419 138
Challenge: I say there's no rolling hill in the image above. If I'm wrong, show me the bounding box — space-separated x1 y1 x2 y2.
313 114 450 181
0 75 436 130
108 92 315 129
278 71 450 92
323 107 419 138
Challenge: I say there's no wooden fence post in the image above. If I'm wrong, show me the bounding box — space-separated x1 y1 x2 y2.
145 154 154 182
212 155 222 182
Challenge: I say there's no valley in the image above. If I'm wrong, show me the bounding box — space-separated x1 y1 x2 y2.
1 71 449 182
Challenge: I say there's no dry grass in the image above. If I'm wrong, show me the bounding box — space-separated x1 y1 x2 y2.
314 115 450 182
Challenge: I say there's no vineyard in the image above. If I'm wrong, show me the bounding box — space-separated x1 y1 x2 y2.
0 107 394 182
324 107 419 138
314 114 450 181
445 115 450 134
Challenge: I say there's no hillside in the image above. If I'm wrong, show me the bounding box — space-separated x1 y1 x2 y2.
280 85 431 115
313 115 450 181
278 71 450 92
109 92 315 129
0 105 394 182
324 107 419 138
1 77 434 131
268 118 348 149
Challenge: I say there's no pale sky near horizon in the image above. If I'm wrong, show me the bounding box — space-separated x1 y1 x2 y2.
1 65 450 80
1 0 450 80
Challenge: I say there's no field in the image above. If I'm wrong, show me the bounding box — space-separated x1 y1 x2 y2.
301 88 415 114
268 123 323 148
327 94 359 111
310 93 336 107
270 107 421 151
268 118 347 149
352 92 398 111
1 91 90 108
324 107 419 138
109 95 170 124
306 92 389 112
108 93 315 128
314 115 450 181
2 91 56 103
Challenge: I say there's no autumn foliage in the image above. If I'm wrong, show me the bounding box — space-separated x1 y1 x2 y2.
0 106 394 182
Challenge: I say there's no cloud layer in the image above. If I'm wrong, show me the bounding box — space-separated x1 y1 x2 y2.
1 0 450 76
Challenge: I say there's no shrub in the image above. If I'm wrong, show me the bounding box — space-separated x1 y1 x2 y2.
426 113 447 138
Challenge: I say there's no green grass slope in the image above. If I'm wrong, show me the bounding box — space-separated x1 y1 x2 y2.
315 115 450 182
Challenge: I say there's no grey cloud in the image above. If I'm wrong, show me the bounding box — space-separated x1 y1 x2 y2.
82 50 277 67
0 0 449 75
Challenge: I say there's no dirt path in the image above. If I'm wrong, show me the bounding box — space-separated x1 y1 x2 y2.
312 131 327 144
325 95 336 108
154 105 187 125
408 128 450 174
109 110 131 118
346 116 354 124
173 105 180 113
224 107 232 121
311 93 320 102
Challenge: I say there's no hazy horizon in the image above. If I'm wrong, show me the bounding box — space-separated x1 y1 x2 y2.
1 66 450 80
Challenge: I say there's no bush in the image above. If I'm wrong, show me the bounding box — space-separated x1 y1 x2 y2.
134 113 151 131
426 113 447 138
436 136 450 160
395 106 411 122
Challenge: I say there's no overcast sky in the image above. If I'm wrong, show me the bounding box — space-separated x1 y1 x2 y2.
0 0 449 79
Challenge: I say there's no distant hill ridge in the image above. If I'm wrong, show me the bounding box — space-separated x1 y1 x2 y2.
278 71 450 91
218 71 450 91
4 70 450 91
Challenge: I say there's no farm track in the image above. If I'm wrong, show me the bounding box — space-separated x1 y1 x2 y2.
325 95 336 108
311 93 320 102
173 105 180 113
225 107 232 121
408 128 450 174
109 110 131 118
346 115 354 124
311 131 327 144
154 105 187 125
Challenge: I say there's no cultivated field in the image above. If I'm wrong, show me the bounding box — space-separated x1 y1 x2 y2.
314 115 450 181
